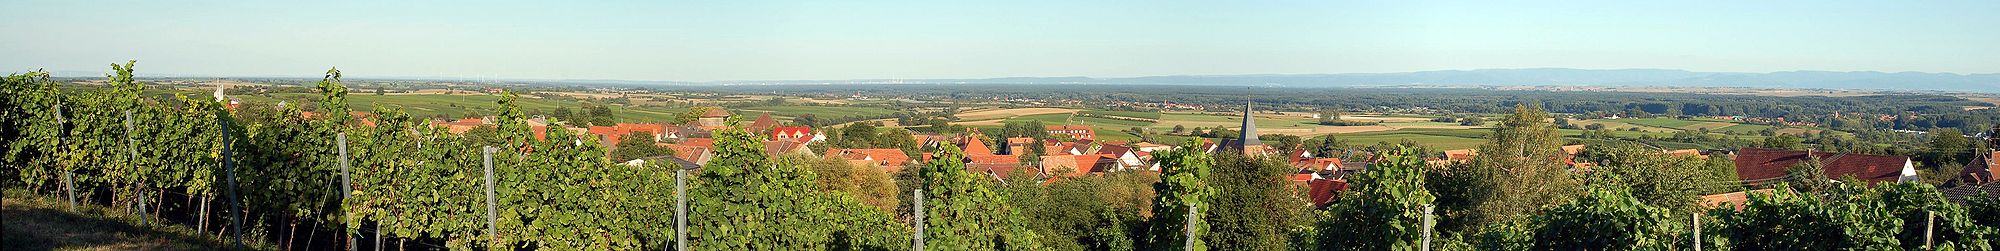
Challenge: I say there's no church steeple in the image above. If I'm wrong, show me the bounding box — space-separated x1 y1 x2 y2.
1238 96 1262 148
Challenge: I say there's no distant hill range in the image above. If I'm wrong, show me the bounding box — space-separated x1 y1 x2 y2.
708 68 2000 93
43 68 2000 93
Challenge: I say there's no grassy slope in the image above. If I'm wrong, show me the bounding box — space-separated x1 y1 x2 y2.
4 189 268 250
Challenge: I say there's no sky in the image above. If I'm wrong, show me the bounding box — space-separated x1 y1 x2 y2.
4 1 1996 81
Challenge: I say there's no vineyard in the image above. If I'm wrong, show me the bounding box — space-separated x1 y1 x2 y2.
0 63 921 250
5 62 2000 250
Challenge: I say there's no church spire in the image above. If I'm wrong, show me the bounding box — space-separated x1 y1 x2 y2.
1238 95 1262 149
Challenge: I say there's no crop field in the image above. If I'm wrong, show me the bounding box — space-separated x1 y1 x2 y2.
956 107 1080 121
738 105 898 119
1337 129 1489 150
1079 110 1161 120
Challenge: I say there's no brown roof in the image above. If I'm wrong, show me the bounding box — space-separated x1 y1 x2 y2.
699 108 730 118
1733 148 1911 185
1444 149 1478 161
1955 151 1999 185
1699 189 1777 210
746 113 779 132
826 148 912 173
1560 145 1587 156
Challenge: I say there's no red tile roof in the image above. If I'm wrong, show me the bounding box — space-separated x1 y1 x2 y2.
827 148 912 172
772 127 813 140
680 138 714 148
1733 148 1911 185
1307 178 1347 208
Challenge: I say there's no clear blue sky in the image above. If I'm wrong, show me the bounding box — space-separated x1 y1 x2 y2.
4 1 1995 81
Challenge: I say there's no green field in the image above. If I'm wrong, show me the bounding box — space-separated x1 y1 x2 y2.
1337 130 1488 150
1079 110 1161 120
1618 117 1702 129
739 105 898 119
1006 113 1156 128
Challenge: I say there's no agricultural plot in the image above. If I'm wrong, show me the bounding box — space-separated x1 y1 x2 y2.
1337 129 1489 150
1078 110 1161 120
739 105 897 119
956 107 1079 121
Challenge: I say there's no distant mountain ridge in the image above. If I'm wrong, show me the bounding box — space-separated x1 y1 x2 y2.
712 69 1999 93
37 68 2000 93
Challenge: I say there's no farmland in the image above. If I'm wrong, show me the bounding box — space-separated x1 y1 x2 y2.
738 105 897 119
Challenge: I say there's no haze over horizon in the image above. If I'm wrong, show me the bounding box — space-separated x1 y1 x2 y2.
6 1 1997 81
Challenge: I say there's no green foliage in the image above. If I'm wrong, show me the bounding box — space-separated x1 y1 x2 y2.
608 131 674 162
1203 152 1309 250
1579 141 1718 213
1876 182 1998 250
1711 183 1903 250
1786 156 1834 193
1314 146 1434 250
1529 187 1682 250
919 143 1042 250
1432 105 1581 232
693 126 883 249
1145 138 1218 250
1007 171 1157 251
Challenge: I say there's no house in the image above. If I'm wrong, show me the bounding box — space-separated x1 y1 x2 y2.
1953 150 1999 186
745 113 780 133
1430 149 1478 167
763 139 815 157
1307 177 1348 208
826 148 913 173
1664 149 1708 159
966 154 1027 180
771 126 822 143
1040 154 1111 177
1733 148 1917 186
587 123 668 148
1094 144 1148 171
660 143 713 167
1698 189 1777 210
1046 125 1096 140
694 108 730 130
623 155 701 170
1003 137 1036 155
1133 142 1172 153
1941 183 1999 204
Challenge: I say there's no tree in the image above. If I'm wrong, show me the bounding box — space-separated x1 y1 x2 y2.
1203 152 1307 250
587 104 615 126
1432 105 1580 233
1786 156 1833 193
1929 128 1970 165
1145 139 1217 250
607 131 674 162
1172 124 1186 134
1578 142 1710 213
1314 146 1434 250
